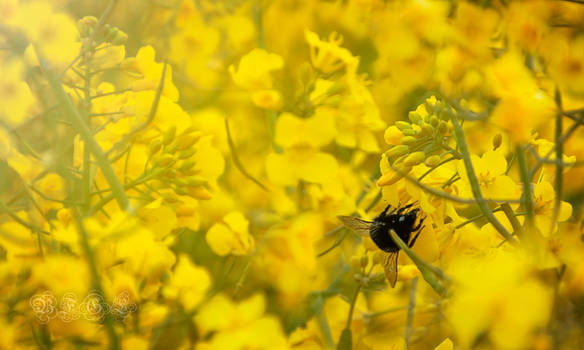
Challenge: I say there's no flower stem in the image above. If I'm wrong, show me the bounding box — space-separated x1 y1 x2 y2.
450 115 517 245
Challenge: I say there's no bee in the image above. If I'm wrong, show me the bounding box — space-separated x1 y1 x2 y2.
338 203 424 287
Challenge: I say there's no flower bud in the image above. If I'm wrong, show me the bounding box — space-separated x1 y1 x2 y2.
385 145 409 158
395 121 412 131
111 31 128 45
179 160 197 172
493 133 503 150
400 136 417 145
360 255 369 268
377 164 412 186
149 140 163 155
420 122 434 137
178 148 197 159
163 126 176 145
402 128 418 137
188 186 212 200
176 132 203 151
425 155 441 167
438 121 449 135
351 256 361 271
403 151 425 166
430 115 439 127
186 175 207 186
408 111 422 124
154 154 175 167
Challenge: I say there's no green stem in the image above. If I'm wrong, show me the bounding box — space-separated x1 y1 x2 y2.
389 230 446 295
73 211 120 350
38 51 129 212
500 202 522 238
404 277 418 348
516 145 535 231
552 89 564 235
450 115 517 245
345 284 361 329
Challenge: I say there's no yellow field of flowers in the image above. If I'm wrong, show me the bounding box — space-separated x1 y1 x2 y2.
1 0 584 349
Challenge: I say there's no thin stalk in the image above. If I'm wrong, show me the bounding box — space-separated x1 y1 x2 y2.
389 230 447 295
404 277 418 348
516 145 535 231
450 115 517 245
552 89 564 235
38 51 129 211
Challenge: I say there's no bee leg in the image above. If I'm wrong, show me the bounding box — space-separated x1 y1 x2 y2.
381 205 391 216
408 226 424 248
397 203 414 215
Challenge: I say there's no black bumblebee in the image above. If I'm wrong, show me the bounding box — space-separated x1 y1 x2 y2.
338 203 424 287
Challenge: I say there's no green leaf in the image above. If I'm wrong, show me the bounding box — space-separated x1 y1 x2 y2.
337 328 352 350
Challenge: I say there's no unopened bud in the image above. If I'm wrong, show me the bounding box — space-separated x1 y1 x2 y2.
400 136 417 145
178 148 197 159
111 31 128 45
408 111 422 124
425 155 441 167
420 122 434 136
430 115 439 127
402 128 417 137
351 256 361 271
360 255 369 268
163 126 176 145
176 132 202 151
154 154 175 167
377 165 412 186
386 145 409 158
149 140 163 155
493 133 503 150
438 121 449 135
395 121 412 131
179 160 197 172
188 186 212 200
403 151 425 166
186 175 207 186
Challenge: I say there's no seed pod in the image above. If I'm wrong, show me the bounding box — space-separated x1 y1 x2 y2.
395 121 412 131
386 145 409 158
425 155 441 167
403 151 425 166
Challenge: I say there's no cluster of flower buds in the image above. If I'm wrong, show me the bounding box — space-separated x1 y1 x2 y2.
378 97 456 186
77 16 128 46
148 126 211 200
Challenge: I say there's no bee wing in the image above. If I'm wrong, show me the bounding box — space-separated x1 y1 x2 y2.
382 252 399 288
337 216 372 237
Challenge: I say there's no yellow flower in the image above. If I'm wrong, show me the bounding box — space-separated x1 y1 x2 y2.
446 250 553 349
163 254 211 310
206 211 255 256
229 48 283 90
487 51 555 144
456 150 520 200
195 293 288 350
533 180 572 237
18 3 80 68
305 30 358 74
0 59 35 127
266 112 338 186
124 45 179 102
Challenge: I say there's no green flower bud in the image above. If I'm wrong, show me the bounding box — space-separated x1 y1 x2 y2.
360 255 369 268
420 122 434 136
401 136 417 145
402 128 418 137
425 155 441 167
395 121 412 131
438 121 449 135
176 132 202 151
493 133 503 150
408 111 422 124
163 126 176 145
155 154 175 167
111 31 128 45
430 115 439 127
149 140 163 155
186 175 207 186
178 148 197 159
386 144 410 158
403 151 426 166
